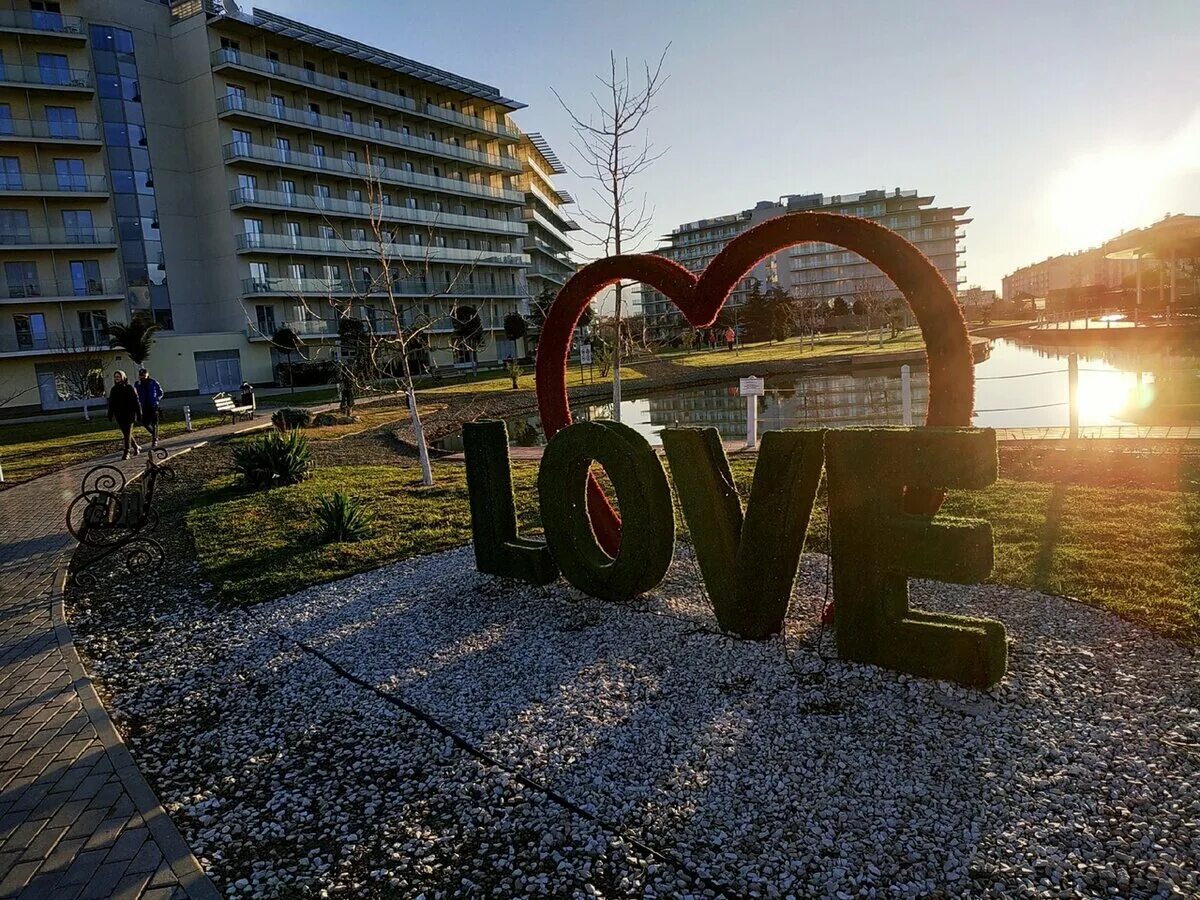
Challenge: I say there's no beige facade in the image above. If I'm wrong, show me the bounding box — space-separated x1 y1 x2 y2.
515 133 577 308
1 0 570 413
1002 248 1138 301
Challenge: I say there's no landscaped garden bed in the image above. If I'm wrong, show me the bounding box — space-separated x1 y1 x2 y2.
65 428 1200 896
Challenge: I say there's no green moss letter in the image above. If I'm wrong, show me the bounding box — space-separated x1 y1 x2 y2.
825 427 1007 688
463 420 558 585
538 420 674 601
661 427 824 638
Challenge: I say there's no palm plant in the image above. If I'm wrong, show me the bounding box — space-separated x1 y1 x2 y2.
102 314 160 365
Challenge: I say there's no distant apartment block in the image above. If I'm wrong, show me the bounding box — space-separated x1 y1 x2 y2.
641 189 969 341
1002 248 1138 301
0 0 574 412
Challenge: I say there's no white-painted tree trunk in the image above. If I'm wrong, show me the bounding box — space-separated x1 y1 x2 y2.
407 385 433 487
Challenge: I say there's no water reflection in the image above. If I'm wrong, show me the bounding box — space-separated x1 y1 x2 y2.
436 336 1199 451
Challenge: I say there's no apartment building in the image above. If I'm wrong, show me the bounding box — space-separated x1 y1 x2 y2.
0 0 573 412
516 132 577 306
1002 247 1138 301
641 189 969 341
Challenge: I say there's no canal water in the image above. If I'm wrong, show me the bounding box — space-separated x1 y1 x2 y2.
440 336 1200 450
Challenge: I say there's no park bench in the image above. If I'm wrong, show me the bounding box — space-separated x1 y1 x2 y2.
66 449 174 587
213 391 254 423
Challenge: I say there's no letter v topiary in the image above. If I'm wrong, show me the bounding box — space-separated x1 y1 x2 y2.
538 420 674 602
661 427 825 638
462 420 558 585
824 427 1006 688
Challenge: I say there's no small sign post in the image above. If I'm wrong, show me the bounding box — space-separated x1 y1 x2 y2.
183 405 193 433
579 343 593 385
739 375 764 449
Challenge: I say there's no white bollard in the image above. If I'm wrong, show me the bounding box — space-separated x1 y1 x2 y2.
746 394 757 450
0 459 5 482
901 364 913 426
184 405 193 432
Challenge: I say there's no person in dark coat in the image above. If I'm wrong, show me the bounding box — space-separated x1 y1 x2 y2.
135 367 164 446
107 370 141 459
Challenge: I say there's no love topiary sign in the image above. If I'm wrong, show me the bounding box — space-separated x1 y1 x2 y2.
463 213 1007 688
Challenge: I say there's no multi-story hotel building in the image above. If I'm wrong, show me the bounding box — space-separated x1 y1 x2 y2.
0 0 574 413
641 189 969 341
1002 247 1138 301
516 132 577 307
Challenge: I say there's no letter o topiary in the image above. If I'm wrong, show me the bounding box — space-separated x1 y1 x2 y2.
534 212 973 557
538 420 674 602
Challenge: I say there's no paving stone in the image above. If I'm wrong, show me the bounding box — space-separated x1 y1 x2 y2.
0 433 238 898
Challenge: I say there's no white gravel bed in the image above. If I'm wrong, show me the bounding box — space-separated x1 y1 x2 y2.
76 548 1200 899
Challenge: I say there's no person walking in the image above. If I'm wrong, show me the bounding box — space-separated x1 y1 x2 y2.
724 325 736 351
135 367 164 446
107 371 141 459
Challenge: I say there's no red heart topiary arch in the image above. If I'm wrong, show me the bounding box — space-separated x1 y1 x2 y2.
534 212 975 557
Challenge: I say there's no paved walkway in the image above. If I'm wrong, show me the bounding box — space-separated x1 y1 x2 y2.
0 418 268 899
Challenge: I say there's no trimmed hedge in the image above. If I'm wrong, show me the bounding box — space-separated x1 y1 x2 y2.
538 420 674 602
462 420 558 585
824 427 1006 688
662 426 824 638
271 407 312 431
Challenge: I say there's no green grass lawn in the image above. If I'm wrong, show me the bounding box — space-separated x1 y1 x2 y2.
0 411 223 488
665 332 928 368
417 365 644 395
187 457 1198 643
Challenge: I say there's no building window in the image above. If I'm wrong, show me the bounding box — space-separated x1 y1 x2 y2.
45 106 78 139
69 259 101 295
255 304 275 335
62 209 94 241
14 312 48 349
53 157 86 191
4 261 38 297
78 309 107 345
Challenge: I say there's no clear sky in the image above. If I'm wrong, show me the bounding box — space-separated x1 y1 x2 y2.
260 0 1200 292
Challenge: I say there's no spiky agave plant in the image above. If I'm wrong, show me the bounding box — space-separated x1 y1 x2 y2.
314 491 374 543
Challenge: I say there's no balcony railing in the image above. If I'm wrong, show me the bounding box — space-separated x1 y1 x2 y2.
0 9 86 36
523 208 580 247
0 64 92 89
0 172 108 193
3 276 122 299
228 187 527 236
0 226 117 246
241 275 529 298
218 94 523 173
222 142 524 204
526 237 573 264
211 48 521 142
0 330 107 354
235 231 529 266
0 118 101 142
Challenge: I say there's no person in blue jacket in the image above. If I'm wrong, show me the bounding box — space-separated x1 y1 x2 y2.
135 367 164 447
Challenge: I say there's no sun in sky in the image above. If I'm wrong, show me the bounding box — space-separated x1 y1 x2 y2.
1048 109 1200 251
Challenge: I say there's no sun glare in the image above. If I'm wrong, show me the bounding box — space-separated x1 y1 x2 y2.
1049 148 1157 250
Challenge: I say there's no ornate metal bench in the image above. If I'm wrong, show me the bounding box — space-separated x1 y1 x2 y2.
66 448 175 587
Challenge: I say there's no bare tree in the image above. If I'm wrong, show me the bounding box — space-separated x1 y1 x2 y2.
52 338 108 421
553 46 669 422
243 159 508 486
850 277 897 347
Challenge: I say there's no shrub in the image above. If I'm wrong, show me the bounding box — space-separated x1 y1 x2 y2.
314 491 374 543
271 407 312 431
312 411 356 428
232 430 312 489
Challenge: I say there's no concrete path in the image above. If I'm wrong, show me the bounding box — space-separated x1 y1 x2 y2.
0 417 268 899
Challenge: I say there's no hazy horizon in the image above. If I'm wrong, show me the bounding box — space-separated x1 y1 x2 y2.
260 0 1200 292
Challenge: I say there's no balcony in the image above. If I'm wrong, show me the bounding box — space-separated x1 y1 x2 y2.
526 236 573 265
218 94 523 173
523 208 578 248
228 187 527 237
241 275 529 299
0 226 117 248
0 64 93 91
0 9 86 39
2 275 123 303
0 329 106 356
0 118 102 145
222 142 524 204
0 172 108 196
211 48 521 142
235 231 530 266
